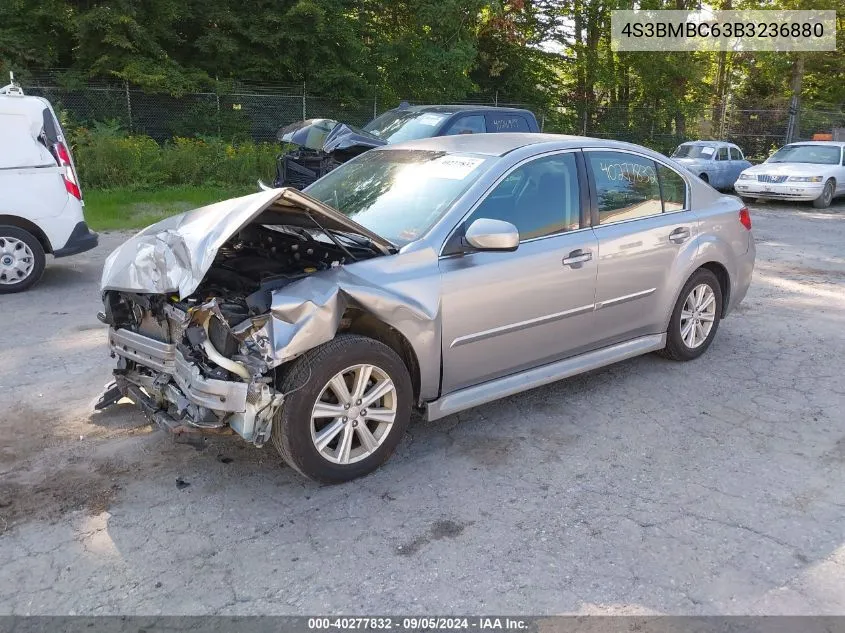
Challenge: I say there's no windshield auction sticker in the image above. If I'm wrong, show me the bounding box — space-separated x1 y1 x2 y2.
611 10 836 51
426 155 486 180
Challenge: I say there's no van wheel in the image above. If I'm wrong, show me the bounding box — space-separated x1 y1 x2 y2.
0 226 45 293
659 268 723 362
272 334 413 483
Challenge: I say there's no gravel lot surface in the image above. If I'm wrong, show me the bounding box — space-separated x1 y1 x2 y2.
0 200 843 615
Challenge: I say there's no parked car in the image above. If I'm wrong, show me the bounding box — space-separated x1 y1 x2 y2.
734 141 845 208
0 79 97 293
670 141 752 190
272 104 540 189
98 134 755 483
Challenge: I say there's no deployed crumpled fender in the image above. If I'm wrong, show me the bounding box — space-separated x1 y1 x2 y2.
245 250 440 383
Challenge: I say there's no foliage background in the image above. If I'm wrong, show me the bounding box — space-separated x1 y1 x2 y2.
2 0 844 191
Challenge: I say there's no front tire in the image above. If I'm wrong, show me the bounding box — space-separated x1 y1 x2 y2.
660 269 723 362
812 179 835 209
0 226 45 293
272 334 413 483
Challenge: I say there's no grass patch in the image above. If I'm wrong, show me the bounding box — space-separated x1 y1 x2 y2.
83 185 254 231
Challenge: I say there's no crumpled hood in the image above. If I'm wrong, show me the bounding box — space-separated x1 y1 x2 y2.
100 188 394 299
277 118 386 155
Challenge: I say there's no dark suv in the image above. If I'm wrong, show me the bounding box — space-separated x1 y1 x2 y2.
274 104 540 189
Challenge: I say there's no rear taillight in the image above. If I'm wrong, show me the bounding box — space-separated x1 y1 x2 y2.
739 207 752 230
53 142 82 200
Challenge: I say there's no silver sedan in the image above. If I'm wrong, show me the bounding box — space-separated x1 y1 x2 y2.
98 134 756 482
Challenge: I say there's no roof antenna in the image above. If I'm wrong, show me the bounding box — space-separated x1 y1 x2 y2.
0 71 24 96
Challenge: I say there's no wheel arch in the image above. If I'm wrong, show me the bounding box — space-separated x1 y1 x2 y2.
698 261 731 317
340 308 422 405
0 215 53 254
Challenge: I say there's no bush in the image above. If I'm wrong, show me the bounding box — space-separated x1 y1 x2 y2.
69 123 278 190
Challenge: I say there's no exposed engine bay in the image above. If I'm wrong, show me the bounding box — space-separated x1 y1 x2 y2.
98 217 382 445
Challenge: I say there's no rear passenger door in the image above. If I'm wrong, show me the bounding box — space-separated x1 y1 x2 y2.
584 149 698 347
727 146 747 186
712 145 730 189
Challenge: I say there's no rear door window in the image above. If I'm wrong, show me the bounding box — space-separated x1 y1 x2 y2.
657 165 687 212
485 114 530 133
729 147 743 160
587 151 662 224
444 115 487 135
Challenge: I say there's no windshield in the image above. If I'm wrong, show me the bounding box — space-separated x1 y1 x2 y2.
304 149 493 246
362 110 450 143
768 144 841 165
672 144 715 159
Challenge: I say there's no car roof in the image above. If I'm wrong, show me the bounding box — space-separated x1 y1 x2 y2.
397 104 533 115
785 141 845 147
380 133 672 158
678 140 737 148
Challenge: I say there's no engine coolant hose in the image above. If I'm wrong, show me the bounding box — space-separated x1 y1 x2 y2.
201 314 251 381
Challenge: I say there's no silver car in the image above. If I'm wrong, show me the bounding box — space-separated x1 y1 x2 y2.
98 134 756 482
671 141 752 190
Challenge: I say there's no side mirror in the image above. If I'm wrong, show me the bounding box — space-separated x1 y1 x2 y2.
464 218 519 252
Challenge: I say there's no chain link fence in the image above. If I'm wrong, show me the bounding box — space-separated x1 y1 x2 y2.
19 76 845 162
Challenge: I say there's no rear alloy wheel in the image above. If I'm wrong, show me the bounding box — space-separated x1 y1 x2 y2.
812 179 835 209
272 334 412 483
0 226 45 294
660 268 723 361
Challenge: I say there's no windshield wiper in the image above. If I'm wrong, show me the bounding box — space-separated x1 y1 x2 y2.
304 212 358 262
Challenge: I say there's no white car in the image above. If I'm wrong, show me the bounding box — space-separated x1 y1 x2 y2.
734 141 845 208
0 79 97 293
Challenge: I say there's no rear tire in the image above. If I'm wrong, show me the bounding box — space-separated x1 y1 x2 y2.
0 226 45 293
812 179 835 209
660 269 723 362
699 173 709 184
271 334 413 483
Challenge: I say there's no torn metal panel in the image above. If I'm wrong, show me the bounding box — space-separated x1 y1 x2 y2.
247 249 443 401
100 188 395 299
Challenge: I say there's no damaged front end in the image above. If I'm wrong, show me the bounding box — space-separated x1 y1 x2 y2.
96 188 423 447
98 293 282 445
273 119 385 189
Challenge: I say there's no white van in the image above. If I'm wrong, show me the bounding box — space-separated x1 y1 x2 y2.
0 79 97 293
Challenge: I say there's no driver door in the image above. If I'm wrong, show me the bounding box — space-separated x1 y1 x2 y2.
438 150 599 394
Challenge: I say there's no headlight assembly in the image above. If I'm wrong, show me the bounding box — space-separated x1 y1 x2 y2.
787 176 823 182
737 174 753 180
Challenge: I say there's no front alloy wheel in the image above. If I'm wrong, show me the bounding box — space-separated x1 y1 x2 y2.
311 364 398 465
272 334 412 483
813 179 835 209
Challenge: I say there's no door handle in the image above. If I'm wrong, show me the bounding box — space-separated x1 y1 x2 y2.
669 227 691 244
562 250 592 266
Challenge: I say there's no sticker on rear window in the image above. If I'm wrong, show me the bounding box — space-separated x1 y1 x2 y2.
416 113 447 127
425 155 485 179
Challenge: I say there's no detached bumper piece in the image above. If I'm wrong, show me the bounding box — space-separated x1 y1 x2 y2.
103 327 282 446
53 221 98 257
